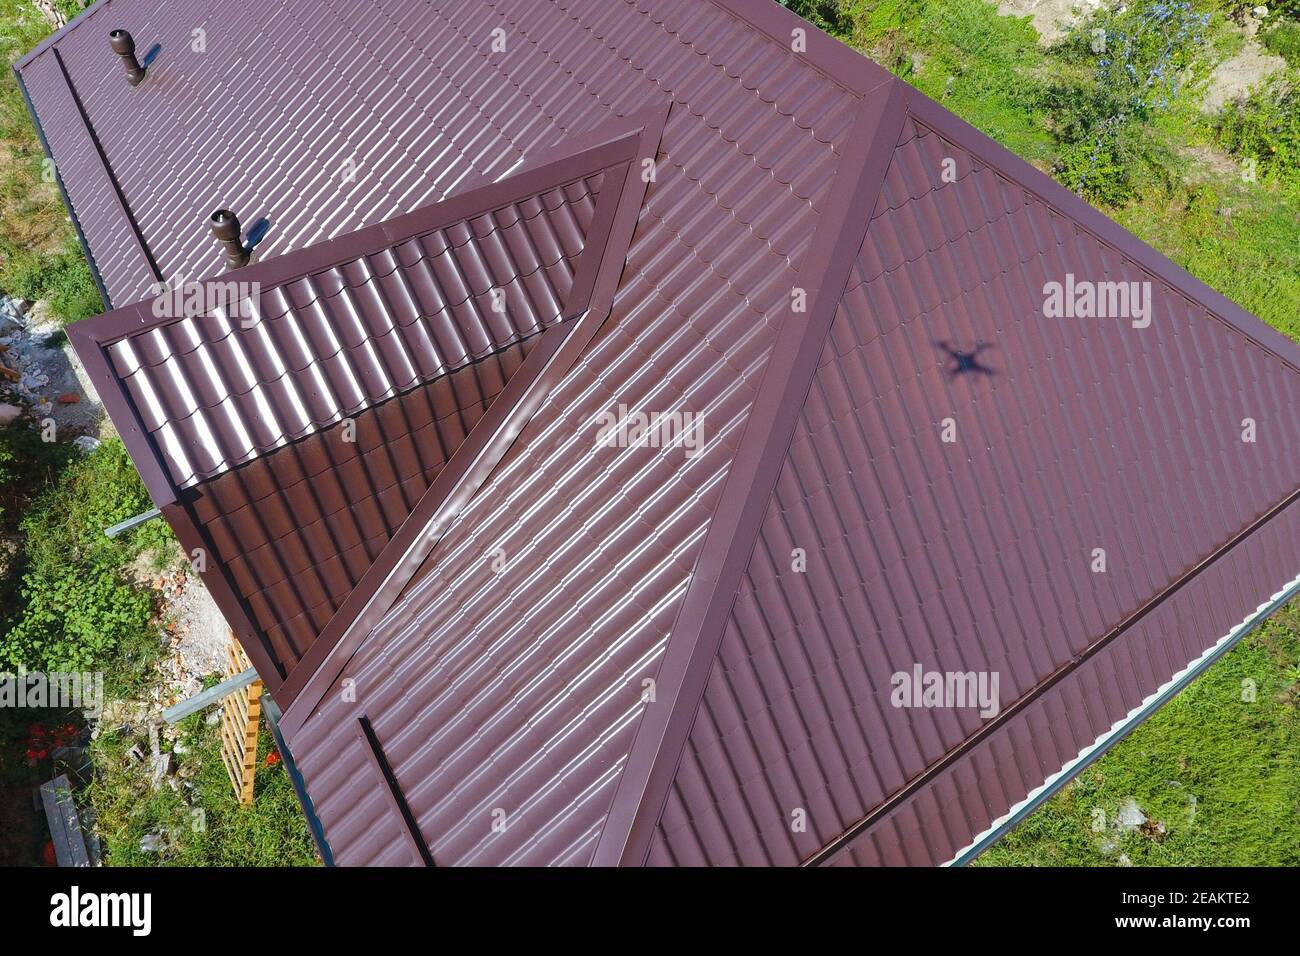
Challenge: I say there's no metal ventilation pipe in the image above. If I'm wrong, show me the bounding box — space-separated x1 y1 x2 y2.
210 209 251 269
109 30 146 87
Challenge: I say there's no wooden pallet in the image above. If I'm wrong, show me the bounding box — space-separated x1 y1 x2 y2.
219 636 263 806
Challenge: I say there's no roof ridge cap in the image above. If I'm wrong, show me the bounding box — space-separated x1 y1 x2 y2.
588 78 912 867
71 128 644 350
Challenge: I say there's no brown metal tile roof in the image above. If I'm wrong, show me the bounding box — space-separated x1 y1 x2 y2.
67 111 654 688
182 341 534 670
274 2 870 867
16 0 873 308
104 171 604 488
33 0 1300 867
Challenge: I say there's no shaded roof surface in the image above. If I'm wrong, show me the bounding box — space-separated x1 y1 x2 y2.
35 0 1300 867
182 341 533 670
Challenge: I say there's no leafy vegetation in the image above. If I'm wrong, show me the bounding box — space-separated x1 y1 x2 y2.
1051 1 1218 204
0 440 171 686
0 1 314 868
0 420 63 526
845 0 1056 164
1214 69 1300 196
0 0 100 323
0 235 102 325
1262 17 1300 63
781 0 856 34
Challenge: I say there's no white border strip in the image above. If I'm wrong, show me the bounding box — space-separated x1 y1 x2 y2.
944 567 1300 867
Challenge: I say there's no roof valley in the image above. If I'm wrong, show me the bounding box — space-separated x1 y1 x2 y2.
277 101 672 731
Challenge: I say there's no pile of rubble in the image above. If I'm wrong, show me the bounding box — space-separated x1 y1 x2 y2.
0 295 103 436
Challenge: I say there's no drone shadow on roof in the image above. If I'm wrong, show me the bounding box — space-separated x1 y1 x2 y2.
934 339 997 379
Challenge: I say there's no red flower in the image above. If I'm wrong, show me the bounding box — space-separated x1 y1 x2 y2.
264 750 281 767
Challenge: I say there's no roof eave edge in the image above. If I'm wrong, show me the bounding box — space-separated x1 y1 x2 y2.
945 567 1300 868
805 482 1300 865
709 0 893 96
13 0 111 72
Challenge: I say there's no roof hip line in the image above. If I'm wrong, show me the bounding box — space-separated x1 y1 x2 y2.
589 78 913 868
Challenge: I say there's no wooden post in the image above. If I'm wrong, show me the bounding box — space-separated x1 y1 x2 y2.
219 635 263 806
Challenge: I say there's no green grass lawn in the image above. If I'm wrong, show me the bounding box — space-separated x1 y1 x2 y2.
89 717 320 867
0 0 101 325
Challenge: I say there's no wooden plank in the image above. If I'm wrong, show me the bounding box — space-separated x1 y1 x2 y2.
40 774 89 867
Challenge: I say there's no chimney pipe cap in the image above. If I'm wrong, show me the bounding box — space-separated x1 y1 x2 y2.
210 209 241 242
109 30 135 55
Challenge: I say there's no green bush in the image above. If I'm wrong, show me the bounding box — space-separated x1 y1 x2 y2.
779 0 853 34
0 440 171 677
1047 0 1215 202
1215 69 1300 194
1262 20 1300 66
7 562 154 672
0 235 102 324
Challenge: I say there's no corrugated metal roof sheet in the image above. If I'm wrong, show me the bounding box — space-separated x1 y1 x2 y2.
108 172 603 488
32 0 1300 867
278 1 869 868
16 0 869 308
182 341 535 670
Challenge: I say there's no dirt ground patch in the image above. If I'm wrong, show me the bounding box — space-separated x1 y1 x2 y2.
998 0 1097 45
1203 38 1287 112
